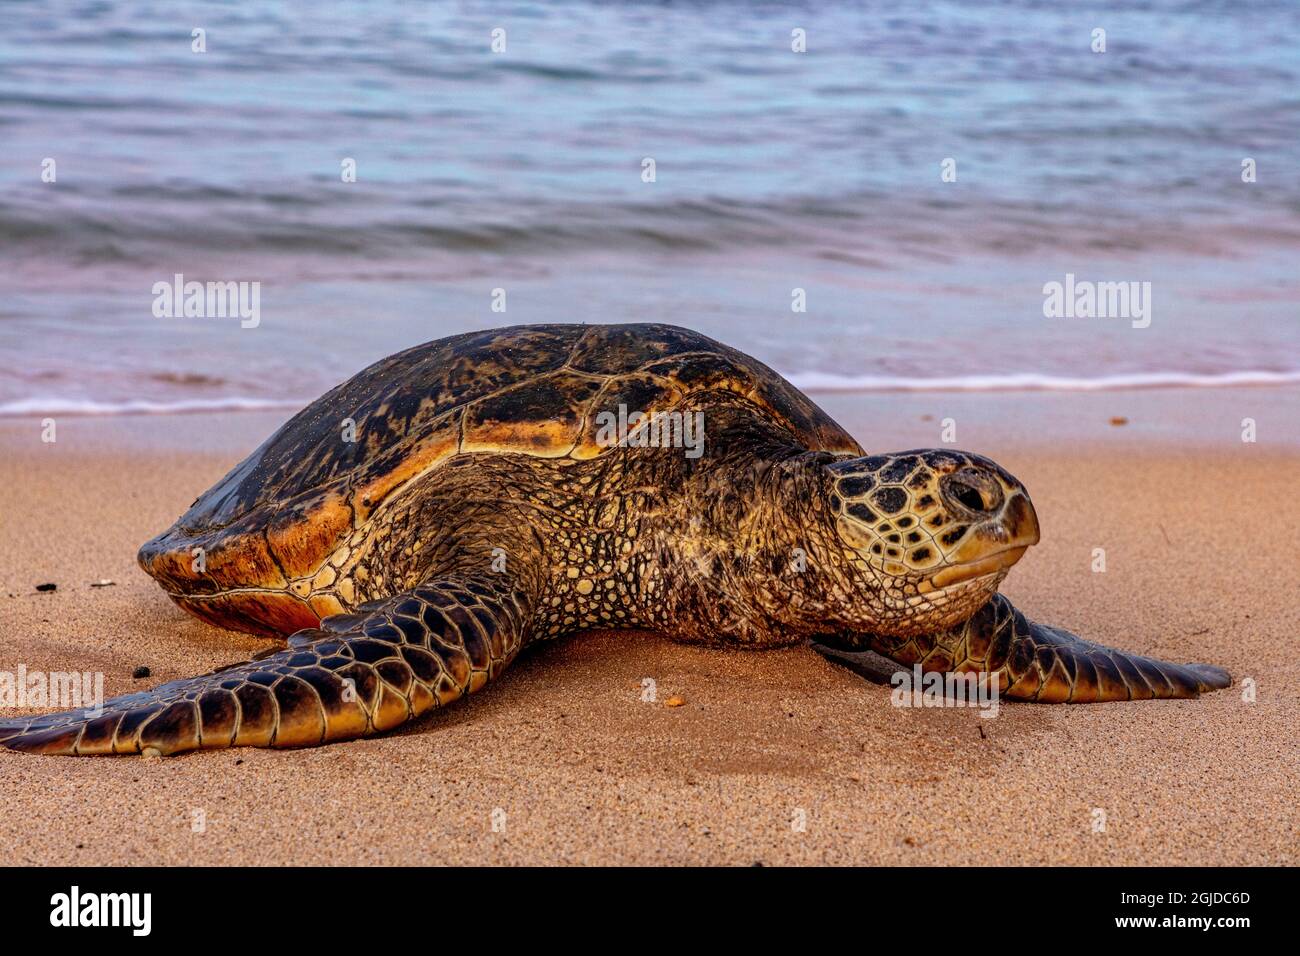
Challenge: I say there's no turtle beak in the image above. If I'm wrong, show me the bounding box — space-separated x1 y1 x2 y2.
997 491 1040 550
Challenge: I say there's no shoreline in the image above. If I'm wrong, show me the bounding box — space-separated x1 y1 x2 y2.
6 373 1300 421
3 384 1296 454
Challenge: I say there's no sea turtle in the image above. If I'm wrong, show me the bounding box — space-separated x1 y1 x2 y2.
0 324 1231 756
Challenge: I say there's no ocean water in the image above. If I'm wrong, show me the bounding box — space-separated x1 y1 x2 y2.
1 0 1298 415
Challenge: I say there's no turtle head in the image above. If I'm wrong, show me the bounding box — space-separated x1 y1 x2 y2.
823 450 1039 636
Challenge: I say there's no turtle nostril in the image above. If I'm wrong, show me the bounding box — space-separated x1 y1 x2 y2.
948 479 991 513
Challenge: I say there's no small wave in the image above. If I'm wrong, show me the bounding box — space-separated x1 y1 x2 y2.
0 396 306 417
5 368 1299 419
786 369 1300 394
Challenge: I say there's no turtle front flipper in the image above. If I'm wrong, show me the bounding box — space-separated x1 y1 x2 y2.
820 593 1231 703
0 575 530 756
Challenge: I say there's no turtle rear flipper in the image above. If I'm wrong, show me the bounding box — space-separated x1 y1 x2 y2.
822 594 1232 703
0 575 530 756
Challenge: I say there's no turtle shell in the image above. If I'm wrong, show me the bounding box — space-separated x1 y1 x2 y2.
138 324 862 631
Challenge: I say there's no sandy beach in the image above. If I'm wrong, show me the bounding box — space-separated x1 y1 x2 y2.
0 392 1296 866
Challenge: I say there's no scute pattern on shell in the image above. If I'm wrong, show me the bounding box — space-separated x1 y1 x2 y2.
173 323 862 537
137 323 862 604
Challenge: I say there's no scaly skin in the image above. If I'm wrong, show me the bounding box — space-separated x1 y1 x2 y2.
0 326 1232 756
0 576 528 755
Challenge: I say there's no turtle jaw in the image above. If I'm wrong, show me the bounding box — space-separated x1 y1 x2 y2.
921 544 1029 591
921 489 1040 590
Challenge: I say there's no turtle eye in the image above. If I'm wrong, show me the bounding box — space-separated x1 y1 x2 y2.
940 472 1004 516
949 480 987 512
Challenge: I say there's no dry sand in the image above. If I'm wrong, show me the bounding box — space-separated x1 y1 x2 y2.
0 396 1296 866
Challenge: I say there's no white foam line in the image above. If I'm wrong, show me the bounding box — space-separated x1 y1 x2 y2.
5 368 1300 417
0 396 306 417
786 369 1300 393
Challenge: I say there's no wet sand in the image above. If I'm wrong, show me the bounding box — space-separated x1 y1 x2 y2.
0 394 1296 865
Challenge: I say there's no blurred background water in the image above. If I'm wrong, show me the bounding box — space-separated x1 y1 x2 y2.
1 0 1298 414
